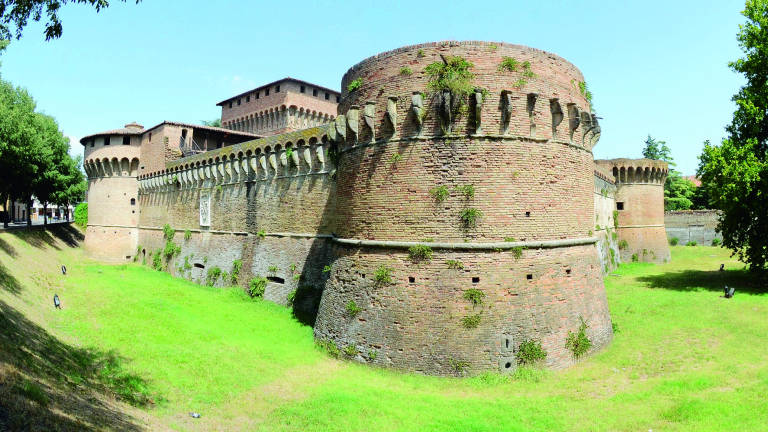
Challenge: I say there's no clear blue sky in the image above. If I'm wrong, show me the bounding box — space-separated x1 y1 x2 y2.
0 0 746 175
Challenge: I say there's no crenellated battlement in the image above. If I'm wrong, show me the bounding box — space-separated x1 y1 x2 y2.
332 41 600 150
137 126 333 193
595 158 668 185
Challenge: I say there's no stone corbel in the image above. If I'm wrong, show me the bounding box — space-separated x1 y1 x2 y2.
473 89 483 135
335 115 347 143
567 103 580 145
589 114 601 148
526 93 538 138
347 106 359 144
327 120 338 143
439 90 452 134
249 155 259 179
364 101 376 143
550 98 563 140
386 96 398 137
259 153 268 179
580 112 593 146
316 144 326 171
411 92 424 137
302 145 313 171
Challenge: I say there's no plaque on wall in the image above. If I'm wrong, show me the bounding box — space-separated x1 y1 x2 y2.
199 190 211 227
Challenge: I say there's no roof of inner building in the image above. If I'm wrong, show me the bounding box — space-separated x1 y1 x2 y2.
142 121 261 138
80 127 144 144
215 77 341 106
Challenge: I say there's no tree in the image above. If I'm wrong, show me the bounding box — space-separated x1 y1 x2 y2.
0 0 140 41
202 118 221 128
642 135 673 161
642 135 694 211
698 0 768 272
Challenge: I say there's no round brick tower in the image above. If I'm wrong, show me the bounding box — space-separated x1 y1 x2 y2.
314 41 613 375
596 158 670 263
80 123 142 262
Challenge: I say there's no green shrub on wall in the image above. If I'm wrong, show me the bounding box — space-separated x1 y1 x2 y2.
565 317 592 358
516 339 547 366
248 277 267 298
670 237 679 246
408 244 433 262
374 265 393 284
74 202 88 228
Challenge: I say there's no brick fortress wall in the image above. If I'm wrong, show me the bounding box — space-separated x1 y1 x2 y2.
313 41 613 374
136 126 337 318
596 158 670 263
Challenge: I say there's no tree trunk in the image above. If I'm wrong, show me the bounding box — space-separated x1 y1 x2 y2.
26 200 31 228
43 202 47 227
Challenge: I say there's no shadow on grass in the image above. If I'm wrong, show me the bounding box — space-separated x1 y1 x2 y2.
9 224 84 251
0 236 18 257
0 262 22 295
638 269 767 295
0 299 154 431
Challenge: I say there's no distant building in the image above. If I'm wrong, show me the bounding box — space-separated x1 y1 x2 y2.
1 198 74 223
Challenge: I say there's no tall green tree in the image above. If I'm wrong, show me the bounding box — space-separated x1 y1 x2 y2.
698 0 768 271
0 0 140 41
202 118 221 128
642 135 696 211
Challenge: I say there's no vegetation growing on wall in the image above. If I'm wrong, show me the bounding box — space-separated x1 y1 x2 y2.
347 78 363 92
517 339 547 366
184 229 191 241
429 185 449 202
462 288 485 306
455 184 475 199
399 66 412 76
408 244 433 262
248 277 267 298
424 55 475 99
374 265 393 284
460 208 482 228
446 259 464 270
230 259 242 284
206 267 222 286
345 300 362 317
565 317 592 358
461 313 481 329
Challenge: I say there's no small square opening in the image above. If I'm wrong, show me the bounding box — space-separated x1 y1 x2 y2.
526 274 533 280
566 269 572 275
525 211 531 217
616 202 624 210
472 277 480 283
408 276 415 283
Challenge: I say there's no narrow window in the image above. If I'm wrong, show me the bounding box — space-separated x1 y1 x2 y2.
313 89 318 97
616 202 625 210
336 95 340 103
130 198 136 206
181 129 188 139
525 211 530 217
228 102 232 108
325 92 329 100
122 136 130 145
103 137 110 145
265 88 270 96
89 140 94 148
300 85 305 93
276 85 280 93
149 132 152 141
246 95 250 103
237 98 241 106
256 91 260 99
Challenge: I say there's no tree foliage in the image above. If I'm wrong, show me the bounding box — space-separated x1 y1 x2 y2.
201 118 221 128
0 0 140 41
698 0 768 271
642 135 699 211
0 43 85 226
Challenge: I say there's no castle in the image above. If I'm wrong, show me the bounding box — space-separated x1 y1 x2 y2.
81 41 669 375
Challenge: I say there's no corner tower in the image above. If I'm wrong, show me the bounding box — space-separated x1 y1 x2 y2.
595 158 670 263
80 123 142 261
314 41 613 374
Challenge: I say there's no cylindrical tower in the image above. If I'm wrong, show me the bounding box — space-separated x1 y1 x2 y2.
315 41 612 375
80 123 143 262
596 158 670 263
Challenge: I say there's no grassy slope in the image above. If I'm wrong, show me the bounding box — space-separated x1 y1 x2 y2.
2 229 768 431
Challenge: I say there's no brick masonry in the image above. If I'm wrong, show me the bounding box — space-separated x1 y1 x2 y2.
81 41 671 376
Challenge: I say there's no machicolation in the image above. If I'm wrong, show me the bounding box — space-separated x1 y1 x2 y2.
80 41 671 376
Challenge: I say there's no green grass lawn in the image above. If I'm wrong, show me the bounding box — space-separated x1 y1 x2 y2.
3 229 768 431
